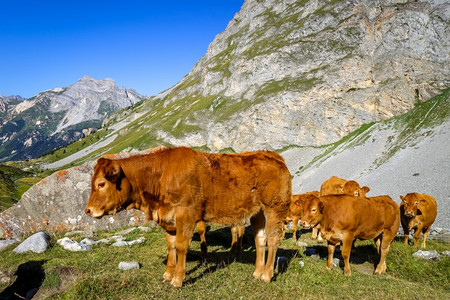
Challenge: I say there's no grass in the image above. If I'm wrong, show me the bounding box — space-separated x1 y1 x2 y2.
0 225 448 299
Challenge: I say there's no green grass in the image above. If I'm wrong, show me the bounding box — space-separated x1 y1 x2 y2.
0 226 448 299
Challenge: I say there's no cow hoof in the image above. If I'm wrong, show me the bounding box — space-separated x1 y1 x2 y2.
170 278 183 288
163 272 173 282
261 274 272 283
253 271 263 280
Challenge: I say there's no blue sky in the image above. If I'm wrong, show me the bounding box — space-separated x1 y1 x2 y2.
0 1 244 99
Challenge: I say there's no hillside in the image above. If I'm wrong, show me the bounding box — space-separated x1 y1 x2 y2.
0 76 146 162
88 0 449 153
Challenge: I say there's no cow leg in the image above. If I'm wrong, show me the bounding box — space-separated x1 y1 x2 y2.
250 211 266 280
311 227 318 239
262 210 285 283
421 227 430 248
326 241 337 270
413 225 423 248
231 224 245 254
374 231 394 275
341 235 354 276
196 221 207 260
163 231 177 282
171 219 195 288
401 219 409 245
292 217 299 241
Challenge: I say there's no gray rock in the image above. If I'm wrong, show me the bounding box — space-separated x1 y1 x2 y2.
296 241 308 247
333 258 340 267
441 251 450 257
0 239 16 251
412 250 442 261
0 162 148 240
57 237 92 252
13 232 50 254
118 261 140 270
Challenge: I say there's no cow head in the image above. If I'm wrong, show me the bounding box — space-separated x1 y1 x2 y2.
299 194 323 229
400 193 424 218
343 181 370 197
85 158 132 218
289 191 320 219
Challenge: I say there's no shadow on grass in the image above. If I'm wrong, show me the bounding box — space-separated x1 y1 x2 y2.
168 226 301 286
0 260 46 300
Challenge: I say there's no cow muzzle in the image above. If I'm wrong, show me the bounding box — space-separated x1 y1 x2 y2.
300 221 311 229
85 206 104 219
404 210 415 217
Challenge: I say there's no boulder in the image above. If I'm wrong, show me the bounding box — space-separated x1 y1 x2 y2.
13 232 50 254
0 162 148 240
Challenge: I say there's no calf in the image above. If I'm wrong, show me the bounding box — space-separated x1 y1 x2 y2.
85 146 292 287
400 193 437 248
300 194 399 275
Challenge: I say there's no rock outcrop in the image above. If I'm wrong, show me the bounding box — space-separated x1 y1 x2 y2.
0 161 147 240
105 0 449 153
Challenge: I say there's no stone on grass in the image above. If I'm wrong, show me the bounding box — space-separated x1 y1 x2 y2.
13 232 50 254
57 237 92 251
0 240 17 251
118 261 140 270
296 241 308 247
412 250 441 261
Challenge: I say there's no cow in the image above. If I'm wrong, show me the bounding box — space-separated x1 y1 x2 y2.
314 177 370 242
283 191 320 241
399 193 437 248
300 194 400 276
320 176 370 198
85 146 292 287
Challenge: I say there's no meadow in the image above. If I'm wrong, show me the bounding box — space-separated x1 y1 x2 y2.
0 224 449 299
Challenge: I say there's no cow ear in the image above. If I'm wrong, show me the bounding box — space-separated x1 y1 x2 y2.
362 186 370 194
400 195 405 202
318 201 324 213
102 159 123 184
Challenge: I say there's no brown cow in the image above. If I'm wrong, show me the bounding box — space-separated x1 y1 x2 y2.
300 194 400 275
283 191 320 241
85 146 292 287
314 177 370 242
320 176 370 197
400 193 437 248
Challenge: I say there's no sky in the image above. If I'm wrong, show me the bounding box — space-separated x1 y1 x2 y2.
0 0 244 99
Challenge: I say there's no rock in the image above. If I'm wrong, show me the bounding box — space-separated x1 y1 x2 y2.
0 239 17 251
112 237 144 247
298 261 305 268
333 258 340 267
118 261 140 270
412 250 442 261
296 241 308 247
0 162 148 240
13 232 50 254
57 237 92 252
441 251 450 257
65 230 97 238
274 256 288 273
80 238 98 245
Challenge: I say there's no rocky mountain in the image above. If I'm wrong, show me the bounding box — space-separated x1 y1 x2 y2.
1 89 448 239
95 0 449 153
0 76 146 162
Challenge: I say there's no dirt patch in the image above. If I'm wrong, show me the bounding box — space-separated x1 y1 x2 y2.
33 266 82 300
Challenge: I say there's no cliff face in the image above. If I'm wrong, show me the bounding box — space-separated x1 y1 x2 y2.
0 76 146 162
131 0 448 152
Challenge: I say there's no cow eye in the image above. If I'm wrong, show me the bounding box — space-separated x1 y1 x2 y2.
312 208 316 213
98 182 106 189
414 201 419 205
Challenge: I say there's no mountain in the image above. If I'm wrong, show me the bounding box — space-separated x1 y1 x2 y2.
1 89 448 239
0 76 146 162
92 0 448 153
